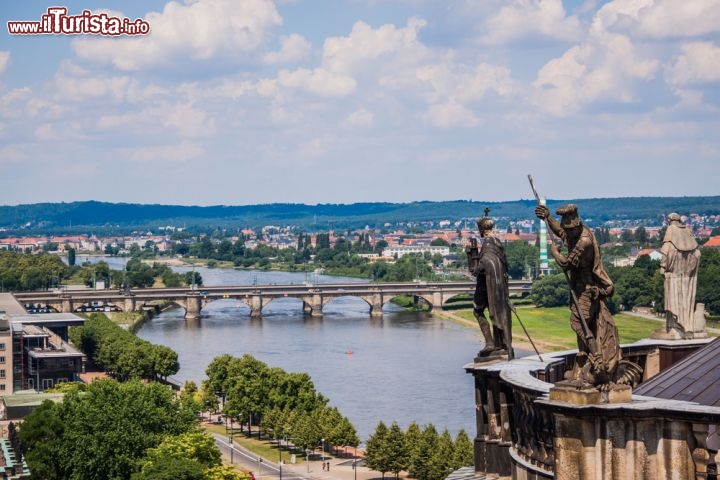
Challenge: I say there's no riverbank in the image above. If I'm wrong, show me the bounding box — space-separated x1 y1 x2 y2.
433 306 666 354
107 300 173 332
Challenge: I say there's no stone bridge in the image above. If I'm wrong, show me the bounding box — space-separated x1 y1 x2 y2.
13 280 532 320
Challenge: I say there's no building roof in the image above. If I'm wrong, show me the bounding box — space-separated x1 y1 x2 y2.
10 313 85 328
0 294 28 316
704 236 720 248
635 337 720 406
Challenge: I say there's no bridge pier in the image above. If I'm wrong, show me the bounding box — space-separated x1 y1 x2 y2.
310 294 323 317
433 291 443 311
370 292 383 317
61 296 73 313
123 295 136 313
303 301 313 315
250 295 263 318
185 294 202 321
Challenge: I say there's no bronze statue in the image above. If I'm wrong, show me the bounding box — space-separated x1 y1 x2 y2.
466 208 513 361
535 204 621 385
660 212 702 337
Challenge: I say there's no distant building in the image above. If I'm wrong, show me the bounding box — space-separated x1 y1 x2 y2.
382 245 450 258
0 318 11 395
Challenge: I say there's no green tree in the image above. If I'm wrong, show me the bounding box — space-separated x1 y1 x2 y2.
365 421 390 478
411 424 442 480
140 430 221 471
385 422 407 478
697 248 720 315
404 422 423 477
504 241 539 279
530 273 569 307
21 380 196 480
453 429 474 468
67 247 76 267
130 456 206 480
17 400 65 480
437 428 456 478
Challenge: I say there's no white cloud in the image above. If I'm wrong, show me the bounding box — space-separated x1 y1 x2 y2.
321 17 429 76
125 141 204 163
534 32 659 115
481 0 583 44
72 0 282 70
422 101 480 128
0 52 9 75
414 63 515 104
263 34 312 65
277 68 356 97
593 0 720 38
666 42 720 87
342 108 374 127
54 70 132 102
161 103 216 138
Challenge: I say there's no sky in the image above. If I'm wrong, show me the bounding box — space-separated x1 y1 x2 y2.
1 0 719 207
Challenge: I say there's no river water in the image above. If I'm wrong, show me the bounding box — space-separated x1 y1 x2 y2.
80 256 481 442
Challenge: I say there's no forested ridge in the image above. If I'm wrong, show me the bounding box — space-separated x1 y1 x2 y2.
2 196 719 231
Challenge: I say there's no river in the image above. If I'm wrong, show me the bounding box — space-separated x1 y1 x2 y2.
80 256 481 442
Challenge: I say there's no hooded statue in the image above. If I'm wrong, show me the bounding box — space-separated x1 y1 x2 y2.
660 213 702 337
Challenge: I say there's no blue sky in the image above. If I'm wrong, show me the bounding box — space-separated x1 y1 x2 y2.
1 0 719 206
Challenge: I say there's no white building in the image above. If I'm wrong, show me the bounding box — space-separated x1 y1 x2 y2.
382 245 450 258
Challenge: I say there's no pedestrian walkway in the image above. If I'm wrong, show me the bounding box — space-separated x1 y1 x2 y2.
213 432 401 480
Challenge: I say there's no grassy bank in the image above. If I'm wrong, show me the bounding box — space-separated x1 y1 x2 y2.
202 424 307 465
449 306 663 352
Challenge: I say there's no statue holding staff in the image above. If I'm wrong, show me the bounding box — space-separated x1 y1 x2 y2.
534 202 621 385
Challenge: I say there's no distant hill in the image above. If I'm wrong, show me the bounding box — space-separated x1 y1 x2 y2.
1 197 719 233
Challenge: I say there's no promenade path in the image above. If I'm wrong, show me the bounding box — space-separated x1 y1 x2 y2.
212 432 409 480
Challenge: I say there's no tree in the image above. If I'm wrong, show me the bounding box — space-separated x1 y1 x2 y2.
385 422 407 478
411 424 443 480
404 422 423 477
634 226 648 244
430 238 449 247
17 400 65 480
697 247 720 315
131 456 206 480
67 247 76 267
365 421 390 478
20 380 197 480
140 430 221 471
453 429 474 468
437 428 456 478
530 273 569 307
504 241 539 279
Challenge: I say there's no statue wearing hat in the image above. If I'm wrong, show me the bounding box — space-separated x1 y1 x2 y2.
535 204 621 385
659 213 703 338
466 208 513 361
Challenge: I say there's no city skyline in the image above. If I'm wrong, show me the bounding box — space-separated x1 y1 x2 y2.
1 0 719 207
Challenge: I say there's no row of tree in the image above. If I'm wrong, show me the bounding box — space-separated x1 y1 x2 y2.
530 248 720 315
205 354 359 452
18 379 250 480
0 250 203 292
69 313 180 380
364 421 474 479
